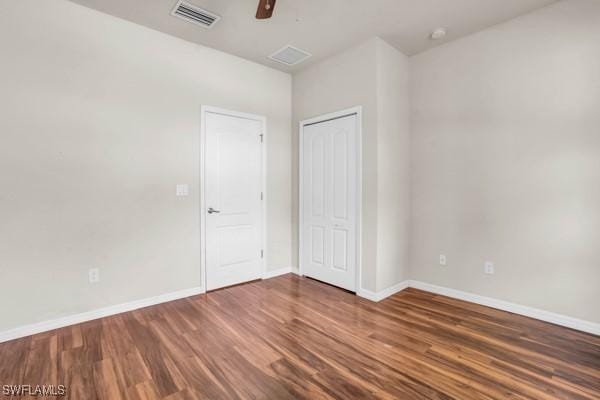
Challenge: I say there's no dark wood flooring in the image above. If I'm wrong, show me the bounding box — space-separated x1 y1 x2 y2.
1 274 599 399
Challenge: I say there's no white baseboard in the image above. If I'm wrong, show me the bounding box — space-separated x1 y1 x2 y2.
1 267 300 344
0 286 205 344
356 279 599 335
408 281 600 336
358 281 409 302
262 266 294 280
3 277 597 343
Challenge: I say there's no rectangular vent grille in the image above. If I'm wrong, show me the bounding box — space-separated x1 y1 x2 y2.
171 1 220 28
269 45 312 66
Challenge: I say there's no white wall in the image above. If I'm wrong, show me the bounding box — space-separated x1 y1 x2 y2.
0 0 292 332
293 38 411 292
2 0 597 334
376 41 411 292
409 0 600 322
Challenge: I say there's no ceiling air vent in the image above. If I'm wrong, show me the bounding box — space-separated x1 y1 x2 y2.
171 1 220 29
269 45 312 66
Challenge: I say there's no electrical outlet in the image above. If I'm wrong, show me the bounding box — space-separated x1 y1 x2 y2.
484 261 494 275
439 255 447 266
89 268 100 283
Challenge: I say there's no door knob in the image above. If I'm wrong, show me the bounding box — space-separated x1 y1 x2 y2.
207 207 221 214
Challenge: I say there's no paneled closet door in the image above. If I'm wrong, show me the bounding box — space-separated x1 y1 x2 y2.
301 113 358 292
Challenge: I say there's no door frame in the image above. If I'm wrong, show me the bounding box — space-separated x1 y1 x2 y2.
298 106 362 292
200 105 267 291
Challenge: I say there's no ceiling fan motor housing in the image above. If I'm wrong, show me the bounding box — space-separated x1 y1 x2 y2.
256 0 276 19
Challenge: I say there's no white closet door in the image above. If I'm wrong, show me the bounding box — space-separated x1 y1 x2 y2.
301 113 358 291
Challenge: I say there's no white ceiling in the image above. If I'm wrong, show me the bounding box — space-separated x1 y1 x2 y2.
68 0 558 73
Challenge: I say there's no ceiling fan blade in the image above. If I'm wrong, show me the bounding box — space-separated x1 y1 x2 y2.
256 0 276 19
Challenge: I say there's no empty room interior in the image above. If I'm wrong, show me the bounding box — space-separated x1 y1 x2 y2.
1 0 599 399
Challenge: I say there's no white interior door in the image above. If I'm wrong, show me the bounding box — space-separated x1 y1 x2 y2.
301 113 358 291
204 109 263 291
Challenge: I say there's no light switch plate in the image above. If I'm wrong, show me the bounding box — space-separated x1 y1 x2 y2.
176 184 189 197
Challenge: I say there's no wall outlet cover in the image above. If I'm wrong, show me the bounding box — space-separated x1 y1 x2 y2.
484 262 495 275
88 268 100 283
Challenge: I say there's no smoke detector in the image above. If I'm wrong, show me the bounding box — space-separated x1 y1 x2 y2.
430 28 447 40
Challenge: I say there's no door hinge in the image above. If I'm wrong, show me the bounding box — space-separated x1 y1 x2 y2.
261 250 264 258
259 133 264 143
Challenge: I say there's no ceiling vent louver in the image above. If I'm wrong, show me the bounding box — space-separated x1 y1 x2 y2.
171 1 220 29
269 45 312 66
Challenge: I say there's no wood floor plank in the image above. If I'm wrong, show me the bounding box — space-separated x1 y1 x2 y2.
0 274 598 399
